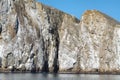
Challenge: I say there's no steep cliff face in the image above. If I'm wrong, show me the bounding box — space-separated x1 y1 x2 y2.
0 0 120 73
79 10 120 73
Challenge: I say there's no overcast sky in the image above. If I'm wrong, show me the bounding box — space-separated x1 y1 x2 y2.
38 0 120 21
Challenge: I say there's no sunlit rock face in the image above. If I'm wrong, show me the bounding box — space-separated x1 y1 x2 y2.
0 0 120 73
79 10 120 73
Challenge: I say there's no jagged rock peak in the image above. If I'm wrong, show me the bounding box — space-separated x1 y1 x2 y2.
82 10 120 24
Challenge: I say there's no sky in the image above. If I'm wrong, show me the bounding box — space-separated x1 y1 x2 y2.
38 0 120 21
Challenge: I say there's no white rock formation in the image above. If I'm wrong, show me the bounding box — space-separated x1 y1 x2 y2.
0 0 120 73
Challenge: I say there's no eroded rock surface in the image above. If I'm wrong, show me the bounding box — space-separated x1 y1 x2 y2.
0 0 120 73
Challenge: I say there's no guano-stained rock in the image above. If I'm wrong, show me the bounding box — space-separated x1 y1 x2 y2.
0 0 120 73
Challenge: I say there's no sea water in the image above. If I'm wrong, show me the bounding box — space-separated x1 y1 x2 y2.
0 73 120 80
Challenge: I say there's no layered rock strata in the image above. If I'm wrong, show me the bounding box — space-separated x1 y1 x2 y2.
0 0 120 73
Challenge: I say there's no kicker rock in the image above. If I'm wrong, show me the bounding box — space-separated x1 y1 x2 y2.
0 0 120 73
79 10 120 72
0 0 79 72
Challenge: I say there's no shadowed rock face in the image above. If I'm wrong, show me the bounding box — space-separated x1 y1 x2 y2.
0 0 120 73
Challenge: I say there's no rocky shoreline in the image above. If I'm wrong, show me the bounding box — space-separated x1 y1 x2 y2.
0 68 120 75
0 71 120 75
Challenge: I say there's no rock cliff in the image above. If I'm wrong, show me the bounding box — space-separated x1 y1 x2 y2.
0 0 120 73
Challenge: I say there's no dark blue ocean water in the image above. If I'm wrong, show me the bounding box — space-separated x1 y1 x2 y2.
0 73 120 80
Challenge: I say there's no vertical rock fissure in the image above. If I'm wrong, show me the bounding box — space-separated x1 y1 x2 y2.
53 31 59 73
0 23 2 35
30 53 36 73
41 36 49 72
52 13 63 73
14 17 19 34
